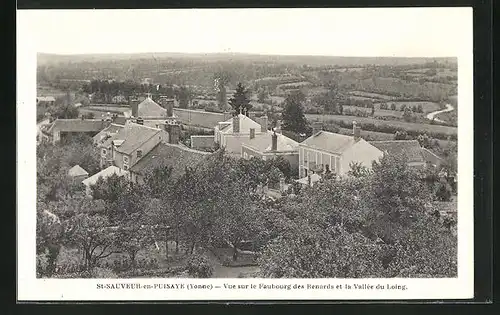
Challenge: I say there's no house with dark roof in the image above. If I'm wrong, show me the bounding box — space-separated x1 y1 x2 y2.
370 140 443 169
129 142 211 184
241 129 300 169
298 121 383 178
45 118 111 144
104 122 169 172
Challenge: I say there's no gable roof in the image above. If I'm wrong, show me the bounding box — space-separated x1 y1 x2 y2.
301 131 358 154
130 142 211 179
47 119 109 134
82 165 128 186
68 165 89 177
137 97 167 118
243 131 299 153
370 140 425 163
219 114 262 134
112 122 163 155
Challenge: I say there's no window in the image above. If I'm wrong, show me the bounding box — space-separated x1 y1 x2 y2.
137 150 143 159
243 152 248 159
123 155 129 170
102 148 107 155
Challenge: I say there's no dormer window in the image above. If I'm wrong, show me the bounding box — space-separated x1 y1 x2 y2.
137 150 143 159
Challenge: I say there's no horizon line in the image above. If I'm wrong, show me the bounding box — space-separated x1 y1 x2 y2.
37 51 458 59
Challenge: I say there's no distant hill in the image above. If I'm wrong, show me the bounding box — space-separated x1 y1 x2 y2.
37 52 457 67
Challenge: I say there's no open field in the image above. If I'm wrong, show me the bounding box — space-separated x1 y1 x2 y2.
349 91 395 100
305 114 458 136
278 81 313 89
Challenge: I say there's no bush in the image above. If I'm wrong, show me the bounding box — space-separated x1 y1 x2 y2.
435 180 452 201
186 254 214 278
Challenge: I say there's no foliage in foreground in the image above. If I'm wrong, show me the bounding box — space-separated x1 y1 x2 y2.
257 154 457 278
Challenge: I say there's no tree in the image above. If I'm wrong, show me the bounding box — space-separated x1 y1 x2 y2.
36 206 64 277
281 90 308 134
178 86 191 109
63 213 120 271
347 162 371 178
116 213 154 271
257 88 268 103
143 164 173 199
390 103 397 111
229 82 252 115
90 174 130 204
402 107 413 122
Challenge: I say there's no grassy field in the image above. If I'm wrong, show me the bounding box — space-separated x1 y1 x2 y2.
305 114 458 136
349 91 395 100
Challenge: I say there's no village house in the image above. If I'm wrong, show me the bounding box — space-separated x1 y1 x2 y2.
129 142 211 184
298 121 384 178
98 121 171 171
213 112 270 157
127 95 177 129
241 129 300 169
370 140 443 169
44 118 111 144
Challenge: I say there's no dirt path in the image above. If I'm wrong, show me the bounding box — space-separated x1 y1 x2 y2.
426 103 454 123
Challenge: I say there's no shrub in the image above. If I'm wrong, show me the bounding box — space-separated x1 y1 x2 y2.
186 254 214 278
435 180 452 201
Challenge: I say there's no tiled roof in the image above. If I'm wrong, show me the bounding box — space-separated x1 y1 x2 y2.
112 122 163 155
68 165 89 177
301 131 357 154
243 131 299 153
82 166 128 186
47 119 109 133
130 142 211 178
219 114 262 134
137 98 166 118
93 123 125 145
370 140 424 163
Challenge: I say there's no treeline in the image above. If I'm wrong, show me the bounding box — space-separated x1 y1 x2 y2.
81 80 193 108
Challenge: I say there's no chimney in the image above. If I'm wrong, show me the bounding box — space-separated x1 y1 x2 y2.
130 99 140 117
233 115 240 133
161 97 174 117
260 116 268 132
250 128 255 139
271 131 278 151
353 121 361 141
166 122 181 144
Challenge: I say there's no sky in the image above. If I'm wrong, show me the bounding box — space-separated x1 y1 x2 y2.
17 8 472 57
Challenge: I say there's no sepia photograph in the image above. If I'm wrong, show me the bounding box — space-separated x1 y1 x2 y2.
18 7 473 300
